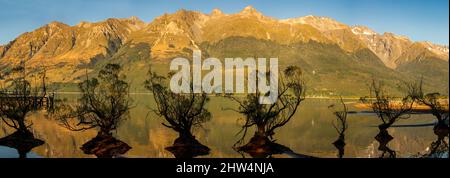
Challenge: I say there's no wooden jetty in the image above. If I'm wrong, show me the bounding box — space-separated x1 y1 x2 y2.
0 92 55 111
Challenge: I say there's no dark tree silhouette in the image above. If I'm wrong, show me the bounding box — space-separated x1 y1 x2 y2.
362 79 416 130
406 78 449 138
0 130 44 158
0 61 46 158
145 69 211 158
404 78 449 158
421 136 449 158
328 97 348 158
0 61 48 133
53 63 132 157
361 79 416 158
55 64 131 136
33 65 49 106
227 66 306 158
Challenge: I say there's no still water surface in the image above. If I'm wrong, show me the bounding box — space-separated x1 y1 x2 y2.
0 94 440 158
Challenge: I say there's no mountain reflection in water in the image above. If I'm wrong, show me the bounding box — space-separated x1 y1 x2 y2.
0 95 444 158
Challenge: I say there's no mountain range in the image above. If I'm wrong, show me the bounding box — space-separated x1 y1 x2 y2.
0 6 448 95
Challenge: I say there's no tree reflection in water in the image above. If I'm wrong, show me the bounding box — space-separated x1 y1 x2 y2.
375 129 396 158
410 79 449 158
329 97 348 158
423 135 449 158
81 133 131 158
165 136 210 158
361 79 417 158
236 135 313 158
0 130 44 158
421 123 449 158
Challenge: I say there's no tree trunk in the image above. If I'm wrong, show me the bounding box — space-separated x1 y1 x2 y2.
434 120 449 139
378 121 393 131
179 130 194 140
99 128 112 137
17 120 28 134
255 125 266 137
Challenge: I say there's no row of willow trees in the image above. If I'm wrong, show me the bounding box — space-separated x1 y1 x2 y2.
330 78 449 158
365 79 449 158
1 62 448 158
0 62 308 158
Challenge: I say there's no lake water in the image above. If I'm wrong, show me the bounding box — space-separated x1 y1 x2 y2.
0 94 443 158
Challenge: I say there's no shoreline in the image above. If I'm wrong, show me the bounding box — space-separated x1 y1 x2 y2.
51 91 371 100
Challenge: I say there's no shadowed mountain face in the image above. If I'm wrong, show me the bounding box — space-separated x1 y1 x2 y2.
0 6 448 95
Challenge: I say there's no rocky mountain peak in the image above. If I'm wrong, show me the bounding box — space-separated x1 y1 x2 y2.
239 6 263 17
351 26 377 36
129 16 140 22
0 7 448 86
419 41 449 59
76 21 93 28
47 21 69 29
282 15 348 31
381 32 411 42
211 8 224 16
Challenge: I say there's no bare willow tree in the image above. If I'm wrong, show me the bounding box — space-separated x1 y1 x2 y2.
0 61 47 134
328 97 348 158
145 69 211 139
361 79 415 131
406 78 449 136
228 65 306 147
361 79 416 158
0 61 47 158
54 64 132 137
145 68 211 158
404 78 449 158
